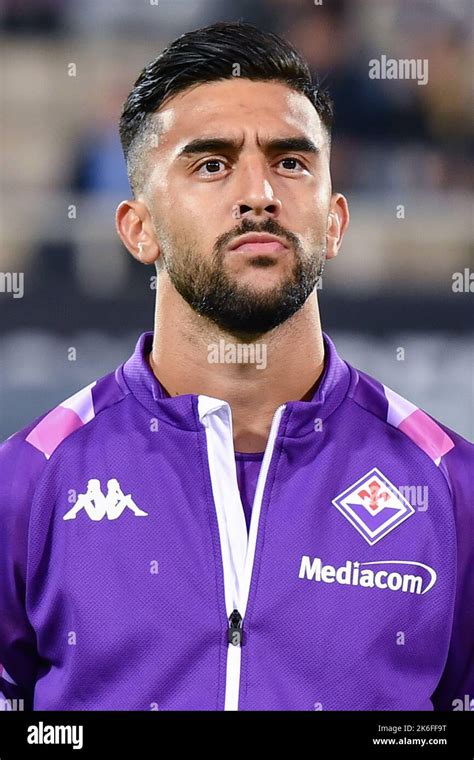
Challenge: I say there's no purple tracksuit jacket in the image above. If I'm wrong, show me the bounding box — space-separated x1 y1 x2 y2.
0 331 472 711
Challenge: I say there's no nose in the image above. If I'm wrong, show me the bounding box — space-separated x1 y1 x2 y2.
233 158 282 221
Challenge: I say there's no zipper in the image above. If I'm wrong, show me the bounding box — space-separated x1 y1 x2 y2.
198 397 286 710
228 609 243 646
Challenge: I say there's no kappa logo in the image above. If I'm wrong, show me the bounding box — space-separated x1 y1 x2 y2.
63 479 148 521
332 468 415 545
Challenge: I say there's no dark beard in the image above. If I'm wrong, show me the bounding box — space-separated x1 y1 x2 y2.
160 219 326 339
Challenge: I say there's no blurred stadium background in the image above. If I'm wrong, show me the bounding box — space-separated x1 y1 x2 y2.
0 0 472 440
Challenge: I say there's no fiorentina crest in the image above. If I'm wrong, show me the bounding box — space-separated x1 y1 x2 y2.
332 468 415 545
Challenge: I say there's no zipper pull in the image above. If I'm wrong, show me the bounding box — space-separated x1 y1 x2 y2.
228 609 243 646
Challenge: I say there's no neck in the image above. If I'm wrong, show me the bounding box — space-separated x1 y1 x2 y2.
149 278 325 453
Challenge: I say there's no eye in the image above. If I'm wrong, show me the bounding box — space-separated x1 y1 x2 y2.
195 159 227 177
278 157 306 172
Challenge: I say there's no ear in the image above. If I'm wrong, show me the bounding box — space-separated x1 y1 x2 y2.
115 199 160 265
326 193 349 261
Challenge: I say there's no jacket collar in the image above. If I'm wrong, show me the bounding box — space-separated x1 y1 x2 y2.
120 330 352 438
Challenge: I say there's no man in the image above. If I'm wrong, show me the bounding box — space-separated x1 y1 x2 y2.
0 21 472 711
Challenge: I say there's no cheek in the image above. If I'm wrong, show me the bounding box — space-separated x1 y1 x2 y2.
284 172 330 217
298 196 330 241
176 193 226 249
160 177 212 226
155 200 213 255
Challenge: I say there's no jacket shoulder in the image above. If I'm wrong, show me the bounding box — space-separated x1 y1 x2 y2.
346 365 473 480
0 367 129 482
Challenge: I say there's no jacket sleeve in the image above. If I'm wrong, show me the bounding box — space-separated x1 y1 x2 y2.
431 427 474 711
0 427 48 711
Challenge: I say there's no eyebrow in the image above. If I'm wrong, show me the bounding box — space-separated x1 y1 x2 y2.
176 135 320 159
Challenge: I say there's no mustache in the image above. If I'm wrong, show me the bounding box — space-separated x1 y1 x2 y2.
215 218 300 255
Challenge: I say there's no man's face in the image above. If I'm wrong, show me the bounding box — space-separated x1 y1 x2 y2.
142 78 333 337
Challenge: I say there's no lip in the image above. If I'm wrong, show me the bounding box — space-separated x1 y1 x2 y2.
228 233 289 252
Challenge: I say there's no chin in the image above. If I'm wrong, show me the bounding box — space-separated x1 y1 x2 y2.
236 270 290 290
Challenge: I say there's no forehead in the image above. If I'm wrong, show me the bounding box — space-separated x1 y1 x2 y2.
154 78 325 150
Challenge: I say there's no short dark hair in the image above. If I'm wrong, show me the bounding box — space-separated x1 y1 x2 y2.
119 20 333 196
